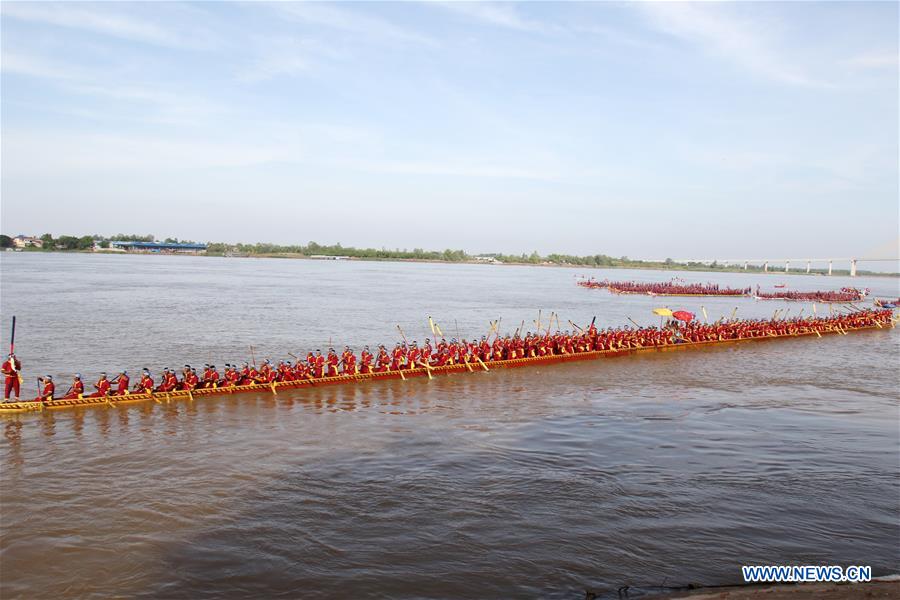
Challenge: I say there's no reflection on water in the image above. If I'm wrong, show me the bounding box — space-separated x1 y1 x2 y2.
1 254 898 599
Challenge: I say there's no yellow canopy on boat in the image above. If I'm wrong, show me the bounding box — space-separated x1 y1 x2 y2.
652 308 673 317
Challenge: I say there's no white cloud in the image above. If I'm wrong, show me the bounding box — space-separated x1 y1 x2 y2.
433 1 552 34
0 2 207 49
270 3 437 47
2 130 299 176
841 51 900 70
1 51 224 124
1 51 87 81
635 3 823 87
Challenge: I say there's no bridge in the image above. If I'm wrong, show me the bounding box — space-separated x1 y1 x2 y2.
647 257 899 277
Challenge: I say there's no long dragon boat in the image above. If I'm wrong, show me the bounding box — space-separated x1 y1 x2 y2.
1 317 891 415
609 287 751 298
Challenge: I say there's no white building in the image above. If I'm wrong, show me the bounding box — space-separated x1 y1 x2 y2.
13 235 43 248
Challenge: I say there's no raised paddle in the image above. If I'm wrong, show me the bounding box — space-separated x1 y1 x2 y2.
9 315 15 356
249 345 256 367
9 316 22 387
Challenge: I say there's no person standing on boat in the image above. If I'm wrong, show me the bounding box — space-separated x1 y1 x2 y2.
36 375 54 401
2 353 22 401
89 373 111 397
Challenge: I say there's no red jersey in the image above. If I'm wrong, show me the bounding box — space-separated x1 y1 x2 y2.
39 380 55 400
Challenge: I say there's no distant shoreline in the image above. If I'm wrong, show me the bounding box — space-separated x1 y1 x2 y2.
6 248 898 278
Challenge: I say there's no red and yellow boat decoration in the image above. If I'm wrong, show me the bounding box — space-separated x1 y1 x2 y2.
2 310 893 415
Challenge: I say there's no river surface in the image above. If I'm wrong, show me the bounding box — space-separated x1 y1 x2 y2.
1 253 898 599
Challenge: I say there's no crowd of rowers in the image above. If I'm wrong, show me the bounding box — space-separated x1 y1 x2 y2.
754 286 867 303
578 278 751 296
9 308 892 403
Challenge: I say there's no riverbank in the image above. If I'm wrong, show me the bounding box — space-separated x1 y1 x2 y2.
9 247 896 277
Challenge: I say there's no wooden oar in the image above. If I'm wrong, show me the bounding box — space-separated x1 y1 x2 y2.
9 316 22 387
417 361 433 380
475 356 490 372
463 356 474 372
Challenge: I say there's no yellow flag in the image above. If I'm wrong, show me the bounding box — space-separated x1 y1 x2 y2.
653 308 673 317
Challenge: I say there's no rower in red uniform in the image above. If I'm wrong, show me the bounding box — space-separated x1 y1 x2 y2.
311 350 323 378
63 374 86 399
391 344 404 371
376 346 390 372
134 370 154 393
112 371 130 395
359 346 373 374
205 365 220 388
155 368 177 392
342 348 357 375
225 365 240 386
36 375 54 402
326 349 339 377
182 367 199 390
90 372 111 397
407 342 420 369
2 353 22 401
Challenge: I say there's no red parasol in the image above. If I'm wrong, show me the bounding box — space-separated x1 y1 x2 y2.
672 310 695 322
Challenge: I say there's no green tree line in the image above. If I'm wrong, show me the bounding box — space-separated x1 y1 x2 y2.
0 233 872 275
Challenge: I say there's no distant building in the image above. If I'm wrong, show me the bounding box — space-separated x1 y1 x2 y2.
473 255 501 264
110 241 207 254
12 235 43 248
309 255 350 260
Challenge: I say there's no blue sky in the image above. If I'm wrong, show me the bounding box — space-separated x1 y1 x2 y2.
1 1 897 261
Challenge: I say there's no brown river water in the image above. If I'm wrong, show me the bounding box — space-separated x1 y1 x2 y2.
1 253 898 599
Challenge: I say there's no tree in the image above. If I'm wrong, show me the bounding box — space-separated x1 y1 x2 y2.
0 235 11 248
99 240 110 249
77 235 94 250
56 235 78 249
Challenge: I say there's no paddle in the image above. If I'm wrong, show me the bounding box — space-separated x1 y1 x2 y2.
9 316 22 387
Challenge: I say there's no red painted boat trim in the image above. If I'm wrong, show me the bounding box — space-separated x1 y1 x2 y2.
0 324 888 415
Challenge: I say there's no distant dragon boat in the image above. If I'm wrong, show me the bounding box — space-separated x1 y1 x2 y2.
874 298 899 309
2 312 893 415
577 279 750 297
754 287 867 303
